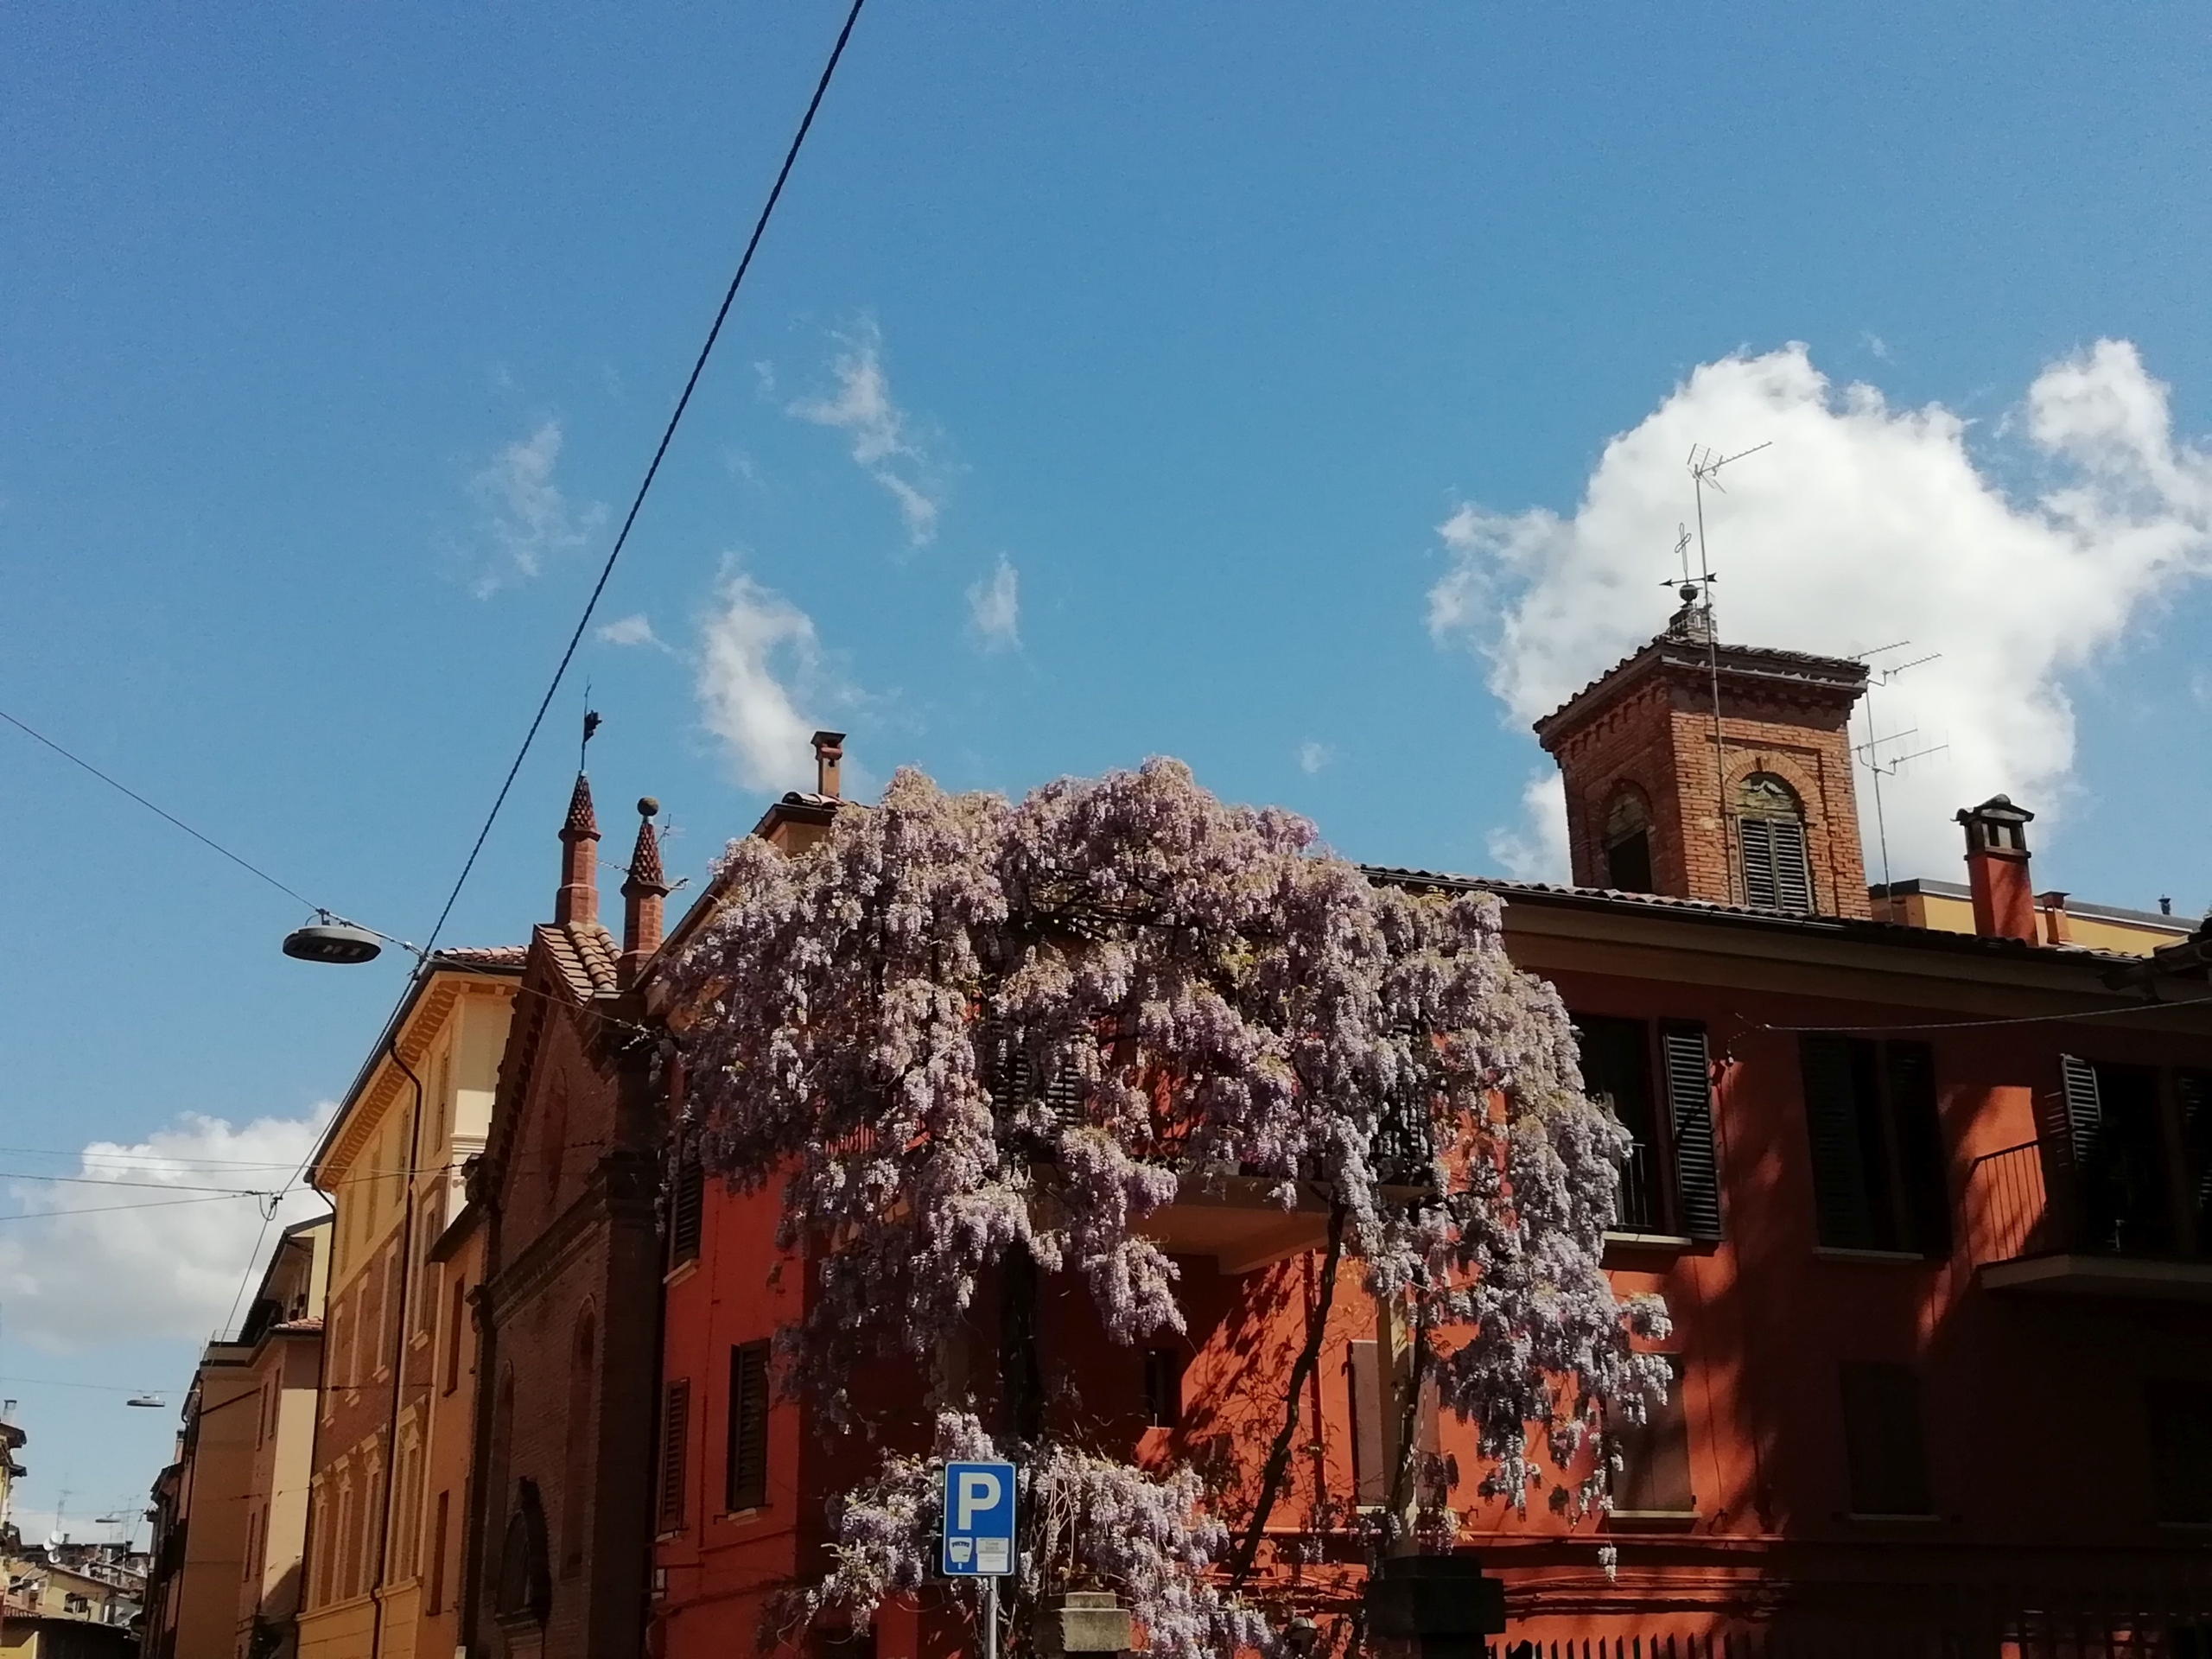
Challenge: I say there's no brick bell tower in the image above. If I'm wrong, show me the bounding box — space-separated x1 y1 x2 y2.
1533 593 1873 918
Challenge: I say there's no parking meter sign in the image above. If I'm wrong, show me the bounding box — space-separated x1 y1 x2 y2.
941 1460 1016 1578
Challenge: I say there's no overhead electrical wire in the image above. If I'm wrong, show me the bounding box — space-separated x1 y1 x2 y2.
0 704 321 912
416 0 870 962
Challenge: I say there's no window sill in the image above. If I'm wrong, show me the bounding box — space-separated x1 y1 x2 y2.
715 1506 770 1524
1843 1512 1941 1523
1603 1509 1698 1531
664 1258 701 1289
1814 1247 1934 1266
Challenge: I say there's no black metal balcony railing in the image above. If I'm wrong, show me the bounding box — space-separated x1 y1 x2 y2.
1613 1141 1662 1235
1968 1137 2204 1267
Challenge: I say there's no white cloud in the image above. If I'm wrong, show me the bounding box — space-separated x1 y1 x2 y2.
966 557 1020 651
696 572 836 791
0 1108 334 1351
1486 770 1573 881
1431 340 2212 878
789 321 943 544
467 421 607 596
595 613 665 651
1295 741 1334 775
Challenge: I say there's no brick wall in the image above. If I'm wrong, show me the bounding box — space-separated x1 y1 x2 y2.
476 953 664 1659
1547 652 1870 919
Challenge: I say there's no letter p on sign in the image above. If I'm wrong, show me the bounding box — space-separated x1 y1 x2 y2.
957 1471 1001 1529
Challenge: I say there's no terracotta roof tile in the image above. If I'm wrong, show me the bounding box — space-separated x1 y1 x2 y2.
435 944 528 969
537 919 623 999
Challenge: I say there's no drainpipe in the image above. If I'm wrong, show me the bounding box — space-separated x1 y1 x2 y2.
458 1156 502 1659
367 1030 429 1659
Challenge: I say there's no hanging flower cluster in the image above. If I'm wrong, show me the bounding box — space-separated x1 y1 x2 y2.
779 1411 1270 1659
671 759 1670 1629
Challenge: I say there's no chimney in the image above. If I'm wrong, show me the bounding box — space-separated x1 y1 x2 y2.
556 772 601 927
620 798 670 987
812 730 846 800
1955 795 2036 942
2037 890 2071 946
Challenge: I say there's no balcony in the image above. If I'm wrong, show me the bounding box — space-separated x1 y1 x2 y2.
1967 1139 2212 1300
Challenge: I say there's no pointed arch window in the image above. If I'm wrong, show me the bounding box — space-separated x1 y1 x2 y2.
1737 773 1813 913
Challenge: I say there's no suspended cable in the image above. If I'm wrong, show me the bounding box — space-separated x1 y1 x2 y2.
0 704 320 911
416 0 870 960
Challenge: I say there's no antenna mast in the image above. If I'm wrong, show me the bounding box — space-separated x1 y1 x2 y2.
1851 645 1948 911
1669 442 1770 905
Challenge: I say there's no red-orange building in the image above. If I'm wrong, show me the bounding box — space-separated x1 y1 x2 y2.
645 620 2212 1657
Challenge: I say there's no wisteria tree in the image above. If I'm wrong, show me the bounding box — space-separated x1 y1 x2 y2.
669 760 1669 1657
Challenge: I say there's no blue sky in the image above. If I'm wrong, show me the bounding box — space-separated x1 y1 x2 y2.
3 3 2209 1541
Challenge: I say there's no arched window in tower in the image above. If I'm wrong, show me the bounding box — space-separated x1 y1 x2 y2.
1601 789 1655 893
1737 773 1814 913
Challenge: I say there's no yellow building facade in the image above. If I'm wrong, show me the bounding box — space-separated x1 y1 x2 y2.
296 950 519 1659
1871 876 2196 955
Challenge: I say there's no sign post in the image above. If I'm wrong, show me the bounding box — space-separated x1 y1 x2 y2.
943 1459 1016 1659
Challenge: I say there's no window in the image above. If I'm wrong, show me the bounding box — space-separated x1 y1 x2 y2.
1609 1357 1694 1516
658 1380 691 1533
495 1479 550 1625
1344 1340 1439 1509
443 1278 469 1395
543 1083 569 1203
728 1343 771 1512
1576 1016 1662 1233
1142 1349 1183 1429
427 1490 450 1612
1737 773 1813 913
1839 1362 1932 1516
1601 790 1655 894
2050 1058 2177 1255
2145 1379 2212 1525
309 1487 332 1607
1799 1038 1950 1255
562 1309 596 1576
2183 1071 2212 1256
1571 1017 1722 1242
669 1143 704 1269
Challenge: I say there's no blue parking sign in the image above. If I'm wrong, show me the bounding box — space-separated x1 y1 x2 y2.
941 1459 1016 1578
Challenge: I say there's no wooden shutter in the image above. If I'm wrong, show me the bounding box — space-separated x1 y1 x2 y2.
1346 1340 1386 1505
2146 1378 2212 1524
1800 1036 1878 1249
1142 1348 1184 1429
658 1380 690 1533
1738 818 1778 911
427 1489 449 1613
1610 1357 1694 1515
2055 1055 2103 1170
1660 1024 1723 1241
727 1342 771 1512
669 1146 704 1268
2180 1072 2212 1255
1885 1042 1951 1257
1770 817 1813 912
1839 1363 1932 1516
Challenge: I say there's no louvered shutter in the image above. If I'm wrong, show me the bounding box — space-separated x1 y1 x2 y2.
2180 1072 2212 1255
658 1380 690 1533
1885 1042 1951 1257
669 1146 704 1267
1738 818 1778 911
1839 1363 1933 1516
1800 1035 1878 1249
1660 1024 1723 1241
728 1342 771 1512
2055 1056 2103 1169
1770 817 1814 912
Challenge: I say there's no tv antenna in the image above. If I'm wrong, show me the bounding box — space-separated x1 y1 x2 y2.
1851 642 1948 904
1660 442 1770 904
